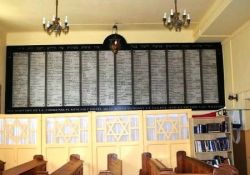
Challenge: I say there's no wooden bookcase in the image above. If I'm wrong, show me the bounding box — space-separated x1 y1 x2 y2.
190 116 234 166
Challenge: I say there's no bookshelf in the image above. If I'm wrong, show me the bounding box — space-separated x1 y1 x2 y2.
190 116 234 167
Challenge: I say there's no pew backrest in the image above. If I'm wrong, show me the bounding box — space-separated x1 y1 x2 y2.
50 154 83 175
0 160 5 175
149 159 173 175
140 151 239 175
107 153 122 175
99 153 122 175
175 151 213 174
139 152 151 175
175 151 239 175
2 155 47 175
140 152 172 175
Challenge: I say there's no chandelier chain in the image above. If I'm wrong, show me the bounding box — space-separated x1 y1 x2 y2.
56 0 58 19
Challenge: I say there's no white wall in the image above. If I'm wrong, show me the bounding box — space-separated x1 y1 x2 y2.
222 20 250 129
6 29 194 45
0 31 6 113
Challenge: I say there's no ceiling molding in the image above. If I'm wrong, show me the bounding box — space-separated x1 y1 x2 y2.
230 19 250 39
194 0 232 41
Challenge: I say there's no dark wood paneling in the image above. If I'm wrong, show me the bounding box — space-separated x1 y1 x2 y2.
233 130 247 175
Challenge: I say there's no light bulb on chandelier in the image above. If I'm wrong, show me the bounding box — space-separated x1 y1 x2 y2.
42 0 69 36
103 24 127 55
162 0 191 32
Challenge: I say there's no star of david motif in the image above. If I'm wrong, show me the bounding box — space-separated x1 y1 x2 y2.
18 125 28 138
56 122 65 137
106 118 129 142
12 120 31 143
171 120 179 132
156 118 179 140
7 122 18 136
54 119 80 143
65 119 79 136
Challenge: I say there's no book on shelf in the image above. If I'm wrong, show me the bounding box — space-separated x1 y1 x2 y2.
194 121 229 134
194 137 230 152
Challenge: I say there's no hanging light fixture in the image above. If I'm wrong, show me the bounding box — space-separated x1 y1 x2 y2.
103 24 127 54
110 25 121 54
162 0 191 32
42 0 69 36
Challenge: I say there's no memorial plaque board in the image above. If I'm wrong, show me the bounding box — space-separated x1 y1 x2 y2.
185 50 202 104
99 51 115 105
116 50 132 105
47 52 63 106
64 51 80 106
81 51 97 105
150 50 167 104
202 49 219 103
30 52 45 107
133 50 150 105
12 52 29 107
168 50 184 104
5 43 224 113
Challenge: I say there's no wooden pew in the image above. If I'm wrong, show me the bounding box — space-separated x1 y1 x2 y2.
175 151 213 174
140 151 239 175
99 153 122 175
175 151 239 175
49 154 83 175
2 155 47 175
139 152 173 175
0 160 5 174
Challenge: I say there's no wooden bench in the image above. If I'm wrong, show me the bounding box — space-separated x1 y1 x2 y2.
175 151 239 175
99 153 122 175
0 160 5 175
49 154 83 175
175 151 213 174
139 152 173 175
2 155 47 175
140 151 239 175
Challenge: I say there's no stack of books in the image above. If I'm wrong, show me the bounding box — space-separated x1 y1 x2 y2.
194 121 228 134
194 137 230 152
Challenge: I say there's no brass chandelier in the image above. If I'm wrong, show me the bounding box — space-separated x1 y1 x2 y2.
162 0 191 31
42 0 69 36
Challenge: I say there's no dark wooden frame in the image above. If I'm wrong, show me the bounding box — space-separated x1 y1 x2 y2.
5 43 225 114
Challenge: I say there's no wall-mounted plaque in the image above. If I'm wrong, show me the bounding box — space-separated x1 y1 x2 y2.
81 51 97 106
30 52 45 107
99 51 115 105
5 43 225 113
150 50 167 104
116 50 132 105
202 49 219 103
168 50 184 104
185 50 202 104
12 52 29 107
47 52 63 107
64 51 80 106
133 50 150 105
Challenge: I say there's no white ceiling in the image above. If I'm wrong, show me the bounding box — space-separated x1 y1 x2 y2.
0 0 249 38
